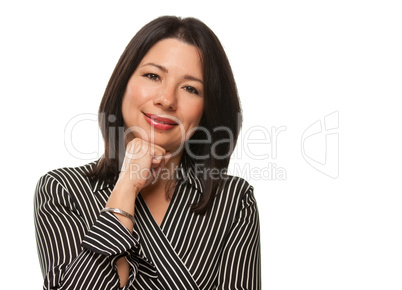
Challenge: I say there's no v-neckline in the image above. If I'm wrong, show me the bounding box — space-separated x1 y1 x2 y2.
137 184 179 231
133 183 201 290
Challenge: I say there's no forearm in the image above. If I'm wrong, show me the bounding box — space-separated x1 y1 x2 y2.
36 211 140 290
104 175 140 286
105 177 139 233
44 248 121 290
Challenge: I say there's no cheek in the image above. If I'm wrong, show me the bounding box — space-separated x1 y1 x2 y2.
186 100 204 128
122 81 154 116
124 83 150 105
182 101 204 141
121 94 134 122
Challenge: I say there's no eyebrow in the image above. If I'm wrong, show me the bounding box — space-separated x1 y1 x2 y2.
141 62 203 84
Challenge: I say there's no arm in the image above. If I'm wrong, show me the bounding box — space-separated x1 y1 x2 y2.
34 139 170 289
216 188 261 289
103 138 171 286
34 173 140 290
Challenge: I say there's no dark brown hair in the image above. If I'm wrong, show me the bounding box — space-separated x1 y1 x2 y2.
89 16 242 214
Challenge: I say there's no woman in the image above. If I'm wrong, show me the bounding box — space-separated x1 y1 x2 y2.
34 16 261 289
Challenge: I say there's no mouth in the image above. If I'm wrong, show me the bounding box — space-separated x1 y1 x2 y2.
143 112 178 130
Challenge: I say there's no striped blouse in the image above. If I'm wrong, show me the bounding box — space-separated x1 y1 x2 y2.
34 160 261 289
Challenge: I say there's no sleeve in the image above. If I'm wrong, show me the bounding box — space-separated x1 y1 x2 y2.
34 173 140 290
216 186 262 289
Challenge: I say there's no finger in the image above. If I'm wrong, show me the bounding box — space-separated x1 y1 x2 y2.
151 154 163 166
162 152 171 165
149 142 166 156
152 151 172 169
126 138 147 160
150 145 166 164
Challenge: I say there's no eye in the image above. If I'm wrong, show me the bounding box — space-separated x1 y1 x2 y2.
183 86 199 95
143 73 161 81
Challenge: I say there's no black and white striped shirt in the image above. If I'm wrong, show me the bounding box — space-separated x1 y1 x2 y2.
34 160 261 289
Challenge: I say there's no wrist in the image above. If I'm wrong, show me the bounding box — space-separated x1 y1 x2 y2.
101 207 135 224
131 183 142 196
117 173 144 196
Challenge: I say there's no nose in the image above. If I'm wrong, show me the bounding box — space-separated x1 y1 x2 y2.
153 85 177 111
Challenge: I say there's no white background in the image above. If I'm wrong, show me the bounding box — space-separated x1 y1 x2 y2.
1 0 401 289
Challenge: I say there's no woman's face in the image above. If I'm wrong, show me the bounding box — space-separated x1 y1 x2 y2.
122 38 204 154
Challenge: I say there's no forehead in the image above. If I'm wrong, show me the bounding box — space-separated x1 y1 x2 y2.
139 38 203 76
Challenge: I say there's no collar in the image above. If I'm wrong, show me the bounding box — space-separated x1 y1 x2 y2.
177 165 204 194
88 159 114 193
91 177 113 193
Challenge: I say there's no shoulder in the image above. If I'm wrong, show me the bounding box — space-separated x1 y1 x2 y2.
216 175 255 208
218 175 254 197
34 160 110 225
209 175 258 226
36 160 98 195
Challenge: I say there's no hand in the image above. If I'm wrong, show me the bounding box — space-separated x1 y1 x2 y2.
117 138 171 194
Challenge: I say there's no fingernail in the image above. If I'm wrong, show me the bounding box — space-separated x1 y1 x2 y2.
153 155 163 161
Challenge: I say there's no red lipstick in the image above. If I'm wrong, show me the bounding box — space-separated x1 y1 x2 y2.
143 113 178 130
